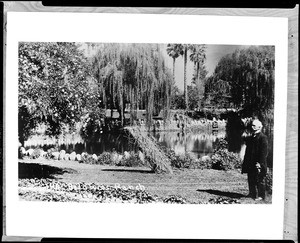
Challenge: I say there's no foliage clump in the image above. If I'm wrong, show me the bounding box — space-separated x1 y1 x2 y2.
97 152 112 165
163 195 187 204
210 138 242 171
164 148 206 170
214 138 229 151
117 152 144 167
18 42 97 145
205 46 275 112
169 153 193 169
80 153 96 164
80 109 105 140
45 148 59 159
30 148 43 159
211 150 241 171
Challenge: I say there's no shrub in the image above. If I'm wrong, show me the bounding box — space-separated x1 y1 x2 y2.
214 138 228 152
163 195 187 204
117 151 144 167
164 147 204 169
30 148 43 159
81 154 97 164
78 152 97 164
97 152 112 165
209 138 242 171
211 149 241 171
45 148 58 159
195 156 212 169
170 154 193 169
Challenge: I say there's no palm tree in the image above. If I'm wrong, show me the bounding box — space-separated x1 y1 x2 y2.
182 45 188 110
166 44 182 88
166 44 192 110
189 44 207 109
166 43 191 115
166 44 182 120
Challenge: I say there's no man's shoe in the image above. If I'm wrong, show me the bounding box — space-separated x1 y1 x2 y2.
255 197 263 201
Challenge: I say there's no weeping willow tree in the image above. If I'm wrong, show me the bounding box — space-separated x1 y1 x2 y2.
90 43 173 128
204 77 232 108
207 45 275 131
213 46 275 114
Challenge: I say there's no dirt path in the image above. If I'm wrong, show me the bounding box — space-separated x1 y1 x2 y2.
18 158 271 204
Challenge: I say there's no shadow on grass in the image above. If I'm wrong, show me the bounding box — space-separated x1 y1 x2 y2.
197 189 245 198
102 168 155 174
19 162 77 179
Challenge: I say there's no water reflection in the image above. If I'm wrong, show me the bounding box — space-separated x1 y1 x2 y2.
151 130 226 159
25 130 226 159
23 105 275 173
25 124 271 166
25 133 138 155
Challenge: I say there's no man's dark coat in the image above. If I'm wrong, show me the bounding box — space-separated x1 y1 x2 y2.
242 132 268 176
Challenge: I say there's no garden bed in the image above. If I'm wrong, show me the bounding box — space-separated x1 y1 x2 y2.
18 157 272 204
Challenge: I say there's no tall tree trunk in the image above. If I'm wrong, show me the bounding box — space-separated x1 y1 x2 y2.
196 62 201 109
183 46 188 110
118 84 124 127
172 58 176 85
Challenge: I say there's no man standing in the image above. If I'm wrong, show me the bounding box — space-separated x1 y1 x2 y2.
242 119 269 200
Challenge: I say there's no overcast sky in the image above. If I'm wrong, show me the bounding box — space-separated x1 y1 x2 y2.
162 44 249 91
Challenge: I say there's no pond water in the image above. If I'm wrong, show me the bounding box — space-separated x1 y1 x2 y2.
24 130 226 159
151 131 226 159
24 117 273 167
25 132 138 155
24 126 272 165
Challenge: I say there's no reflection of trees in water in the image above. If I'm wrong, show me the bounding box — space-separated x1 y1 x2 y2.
25 132 138 155
151 130 226 157
192 138 212 154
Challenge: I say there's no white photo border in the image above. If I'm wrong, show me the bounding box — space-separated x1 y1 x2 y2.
5 12 288 239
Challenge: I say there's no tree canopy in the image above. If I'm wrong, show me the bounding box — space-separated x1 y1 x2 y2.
18 42 98 144
90 43 173 126
205 46 275 115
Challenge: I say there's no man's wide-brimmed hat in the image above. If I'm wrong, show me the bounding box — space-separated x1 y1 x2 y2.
252 119 263 131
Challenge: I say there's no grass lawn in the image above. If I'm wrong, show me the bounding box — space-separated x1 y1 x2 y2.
18 157 272 204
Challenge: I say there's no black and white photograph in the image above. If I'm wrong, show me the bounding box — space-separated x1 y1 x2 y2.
5 11 290 239
17 42 275 204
